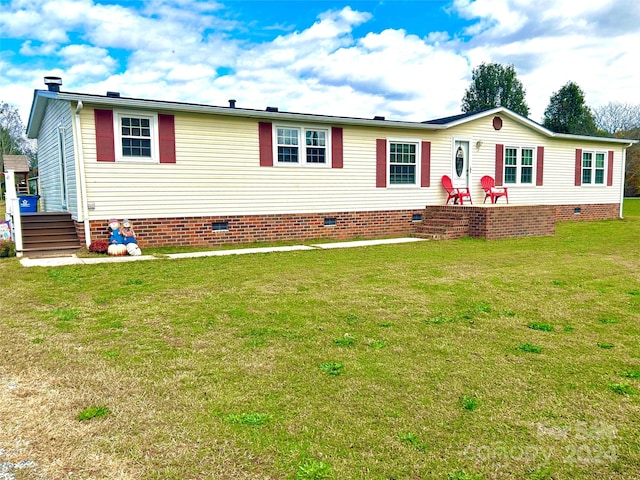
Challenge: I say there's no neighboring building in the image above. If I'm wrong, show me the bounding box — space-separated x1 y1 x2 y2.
26 77 636 247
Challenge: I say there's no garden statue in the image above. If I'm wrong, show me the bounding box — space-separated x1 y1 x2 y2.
107 219 127 256
121 219 142 256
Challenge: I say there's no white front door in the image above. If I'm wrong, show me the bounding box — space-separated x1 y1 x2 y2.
452 140 470 188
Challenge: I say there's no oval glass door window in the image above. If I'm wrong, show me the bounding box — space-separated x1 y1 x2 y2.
455 146 464 178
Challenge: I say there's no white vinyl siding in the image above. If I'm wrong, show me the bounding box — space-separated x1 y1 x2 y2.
76 106 624 220
433 119 621 206
35 99 78 216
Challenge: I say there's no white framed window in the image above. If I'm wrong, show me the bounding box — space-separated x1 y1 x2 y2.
504 146 535 185
388 139 420 186
582 151 606 185
275 125 330 166
114 111 159 163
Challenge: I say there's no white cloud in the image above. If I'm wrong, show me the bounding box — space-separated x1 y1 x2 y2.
19 41 59 56
455 0 528 37
0 7 69 42
210 8 468 120
18 44 120 86
166 64 217 83
451 0 640 120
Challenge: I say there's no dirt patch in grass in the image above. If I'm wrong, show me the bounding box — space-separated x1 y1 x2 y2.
0 367 141 479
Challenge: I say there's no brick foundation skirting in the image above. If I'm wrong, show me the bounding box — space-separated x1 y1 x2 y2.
74 203 620 247
554 203 620 222
83 209 425 248
468 205 556 240
421 203 620 241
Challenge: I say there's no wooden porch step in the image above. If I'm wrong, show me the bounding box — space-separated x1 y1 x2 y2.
23 238 82 248
21 227 78 236
19 212 81 257
20 212 75 223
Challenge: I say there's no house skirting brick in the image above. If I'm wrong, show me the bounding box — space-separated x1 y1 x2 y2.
554 203 620 222
74 203 620 248
83 209 425 248
467 205 556 240
420 203 620 241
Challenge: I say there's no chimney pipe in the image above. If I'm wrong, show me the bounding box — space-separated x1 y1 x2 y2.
44 76 62 92
228 99 236 108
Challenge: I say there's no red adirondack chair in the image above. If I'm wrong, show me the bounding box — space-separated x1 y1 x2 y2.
441 175 472 205
480 175 509 204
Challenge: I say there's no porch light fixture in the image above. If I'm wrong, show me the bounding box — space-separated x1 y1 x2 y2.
475 140 483 149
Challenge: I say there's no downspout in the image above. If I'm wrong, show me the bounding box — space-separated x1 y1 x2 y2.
620 145 630 219
73 100 92 246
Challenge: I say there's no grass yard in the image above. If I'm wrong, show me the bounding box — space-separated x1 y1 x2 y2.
1 200 640 479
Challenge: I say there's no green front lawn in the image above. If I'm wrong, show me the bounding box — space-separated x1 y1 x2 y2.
0 200 639 479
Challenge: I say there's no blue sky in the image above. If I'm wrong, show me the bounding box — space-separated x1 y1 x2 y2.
1 0 639 125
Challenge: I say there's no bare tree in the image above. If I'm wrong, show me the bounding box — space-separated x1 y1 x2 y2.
0 101 36 168
618 127 640 197
598 106 640 196
594 102 640 135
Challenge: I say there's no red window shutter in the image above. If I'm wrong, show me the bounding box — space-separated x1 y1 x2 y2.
536 146 544 186
158 114 176 164
421 141 431 187
607 150 614 186
495 144 504 185
376 139 387 187
575 149 582 186
95 109 115 162
331 127 343 168
259 122 273 167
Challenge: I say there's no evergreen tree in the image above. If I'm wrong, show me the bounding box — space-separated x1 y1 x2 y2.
461 62 530 117
542 82 598 135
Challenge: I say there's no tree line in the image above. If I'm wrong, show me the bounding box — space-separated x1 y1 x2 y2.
461 62 640 196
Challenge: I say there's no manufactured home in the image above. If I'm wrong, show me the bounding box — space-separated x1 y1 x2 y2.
18 76 635 253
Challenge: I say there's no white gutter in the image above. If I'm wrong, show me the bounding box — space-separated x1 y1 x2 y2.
72 100 92 246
